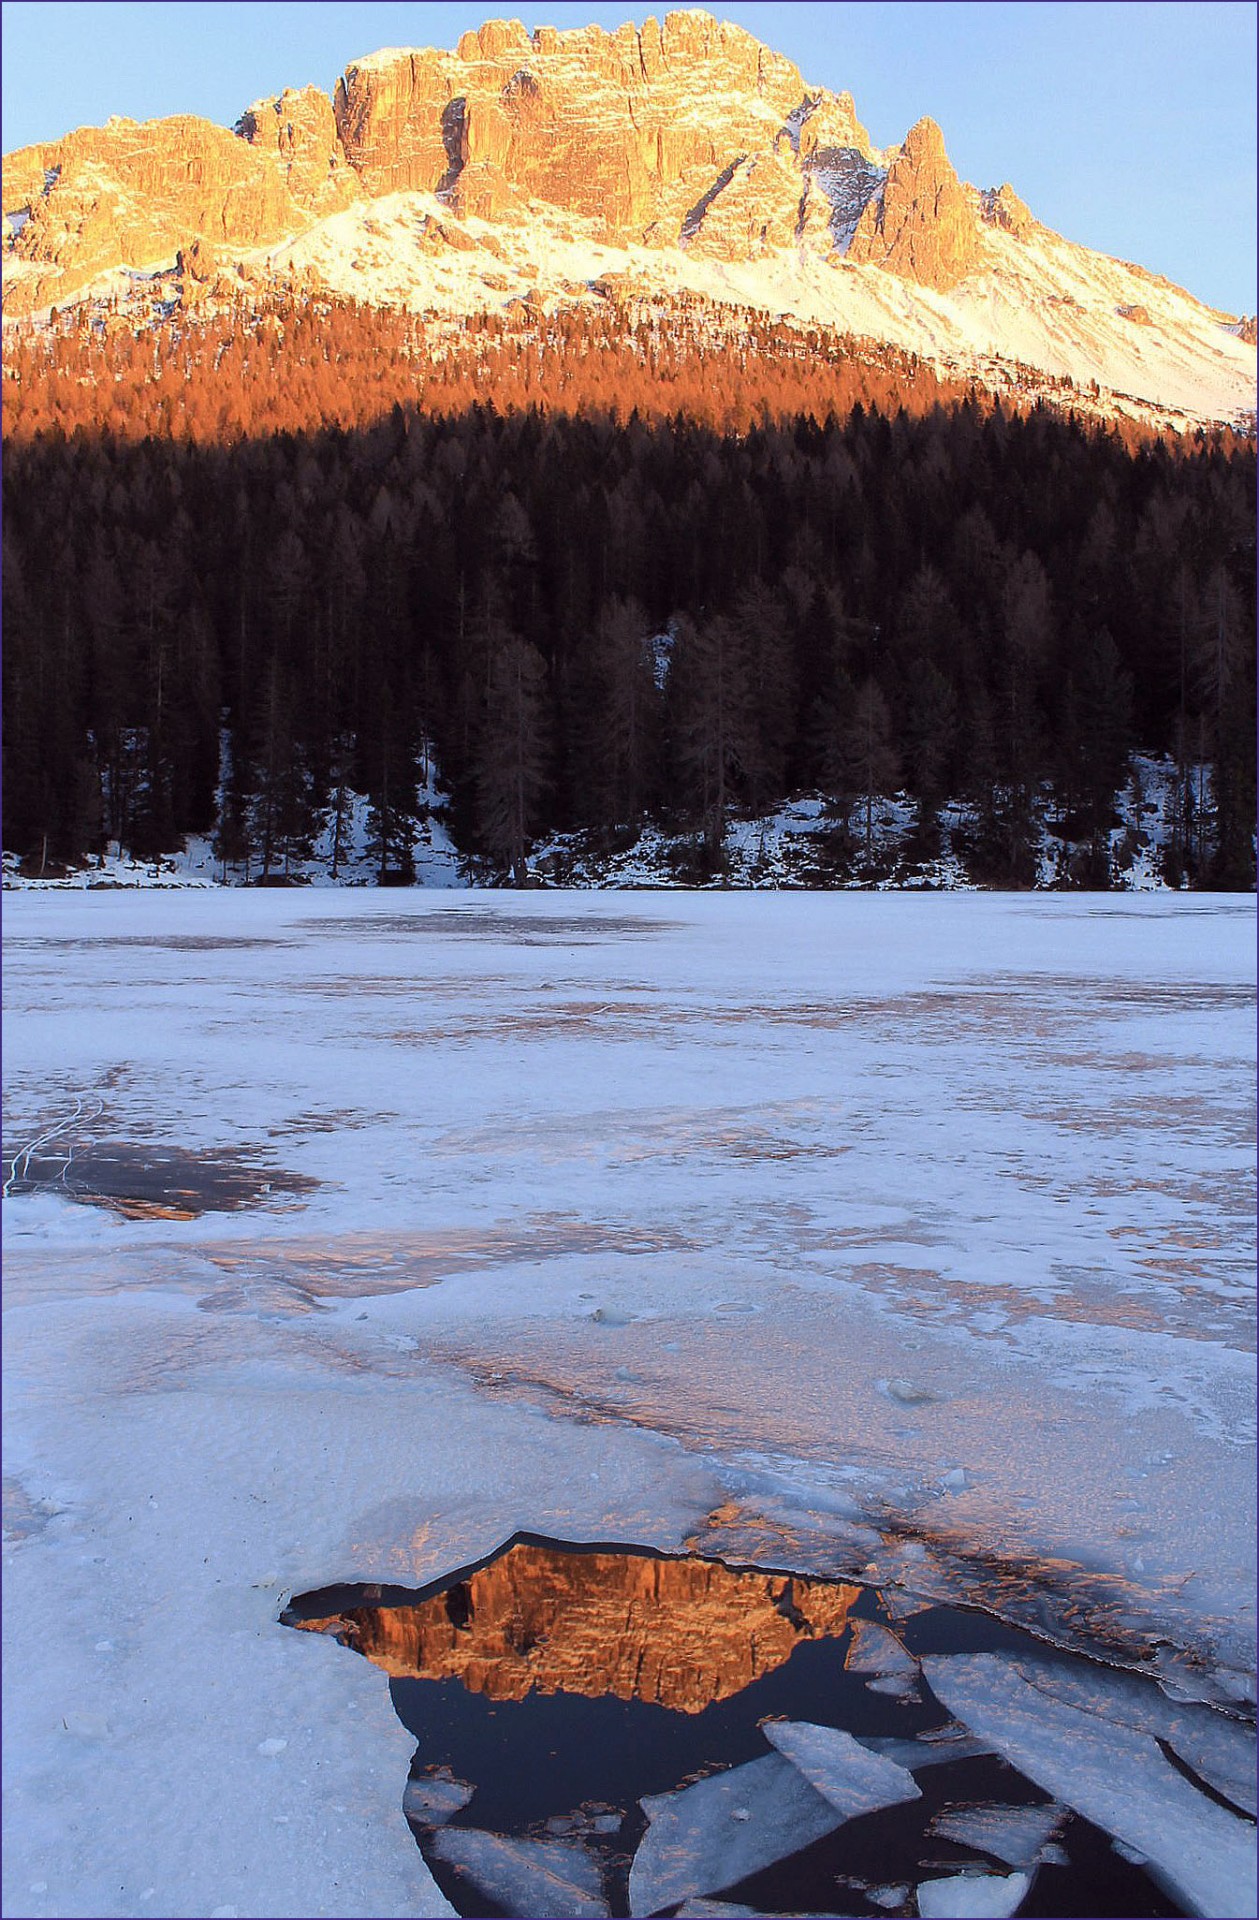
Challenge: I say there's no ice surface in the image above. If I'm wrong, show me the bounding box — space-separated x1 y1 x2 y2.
426 1828 609 1917
672 1905 762 1918
858 1727 992 1771
928 1800 1066 1868
2 889 1253 1917
1008 1652 1258 1815
674 1907 853 1919
628 1753 843 1916
762 1720 921 1819
865 1673 920 1698
844 1619 919 1675
545 1810 623 1836
922 1654 1257 1918
402 1770 475 1825
915 1871 1031 1918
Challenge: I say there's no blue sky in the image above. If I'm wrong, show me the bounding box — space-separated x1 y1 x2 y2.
2 2 1255 313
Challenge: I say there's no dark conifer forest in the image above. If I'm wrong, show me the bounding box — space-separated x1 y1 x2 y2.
3 301 1254 888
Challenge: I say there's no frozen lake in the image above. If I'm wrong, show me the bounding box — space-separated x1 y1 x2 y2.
2 889 1255 1918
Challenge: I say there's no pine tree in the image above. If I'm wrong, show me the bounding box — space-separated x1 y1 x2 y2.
839 678 899 865
668 613 753 867
475 635 550 883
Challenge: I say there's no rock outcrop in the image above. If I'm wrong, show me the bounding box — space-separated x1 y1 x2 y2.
235 84 361 217
2 114 312 313
848 115 981 290
298 1540 860 1713
981 181 1034 238
331 12 839 246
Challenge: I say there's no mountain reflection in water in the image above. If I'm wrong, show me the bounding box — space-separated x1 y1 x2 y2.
294 1539 861 1712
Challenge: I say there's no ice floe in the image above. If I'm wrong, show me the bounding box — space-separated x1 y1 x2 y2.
921 1653 1257 1918
928 1799 1067 1868
628 1752 843 1916
857 1724 992 1771
402 1770 475 1825
762 1720 922 1819
915 1870 1031 1918
427 1828 609 1918
1009 1651 1258 1816
845 1619 919 1675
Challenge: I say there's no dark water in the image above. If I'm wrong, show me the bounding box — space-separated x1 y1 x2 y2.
282 1535 1193 1919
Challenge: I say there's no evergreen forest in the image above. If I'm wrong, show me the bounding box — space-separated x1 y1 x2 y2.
3 304 1254 889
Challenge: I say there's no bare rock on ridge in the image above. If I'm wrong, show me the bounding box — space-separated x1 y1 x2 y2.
848 115 981 290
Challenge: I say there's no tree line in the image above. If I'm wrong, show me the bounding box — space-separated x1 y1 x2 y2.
2 290 1146 446
3 397 1254 886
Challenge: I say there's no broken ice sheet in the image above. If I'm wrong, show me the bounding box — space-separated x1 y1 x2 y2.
672 1905 763 1918
845 1619 918 1676
864 1673 920 1700
401 1768 475 1825
916 1870 1031 1918
928 1800 1067 1868
628 1752 843 1917
1009 1652 1258 1817
426 1828 609 1918
674 1906 855 1918
857 1723 990 1771
761 1720 921 1820
546 1809 623 1837
921 1654 1258 1919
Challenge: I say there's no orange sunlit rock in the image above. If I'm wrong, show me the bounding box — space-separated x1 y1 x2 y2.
298 1540 860 1713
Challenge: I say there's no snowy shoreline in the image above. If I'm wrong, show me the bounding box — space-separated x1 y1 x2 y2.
3 889 1254 1917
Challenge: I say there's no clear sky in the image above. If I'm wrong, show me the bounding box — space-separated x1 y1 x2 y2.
2 1 1255 313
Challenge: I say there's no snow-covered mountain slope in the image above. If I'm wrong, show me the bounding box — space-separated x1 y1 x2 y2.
2 8 1254 431
250 186 1255 431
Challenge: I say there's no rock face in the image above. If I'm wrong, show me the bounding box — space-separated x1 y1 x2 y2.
235 84 361 217
331 12 852 246
981 181 1034 238
4 9 921 313
2 114 311 312
848 116 981 290
297 1540 860 1713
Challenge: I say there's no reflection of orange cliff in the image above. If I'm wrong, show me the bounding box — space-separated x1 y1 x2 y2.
297 1542 860 1714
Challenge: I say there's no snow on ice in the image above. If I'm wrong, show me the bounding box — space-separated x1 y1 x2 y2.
2 888 1254 1917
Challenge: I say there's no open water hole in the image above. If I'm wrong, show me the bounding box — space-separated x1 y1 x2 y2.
281 1535 1210 1919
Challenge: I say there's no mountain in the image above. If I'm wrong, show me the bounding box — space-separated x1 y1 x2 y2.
3 9 1254 433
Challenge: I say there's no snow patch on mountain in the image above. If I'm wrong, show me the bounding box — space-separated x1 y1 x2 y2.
222 187 1254 431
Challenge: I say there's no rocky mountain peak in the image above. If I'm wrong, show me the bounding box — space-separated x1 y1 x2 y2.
847 112 981 289
327 7 820 241
1 9 1253 434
